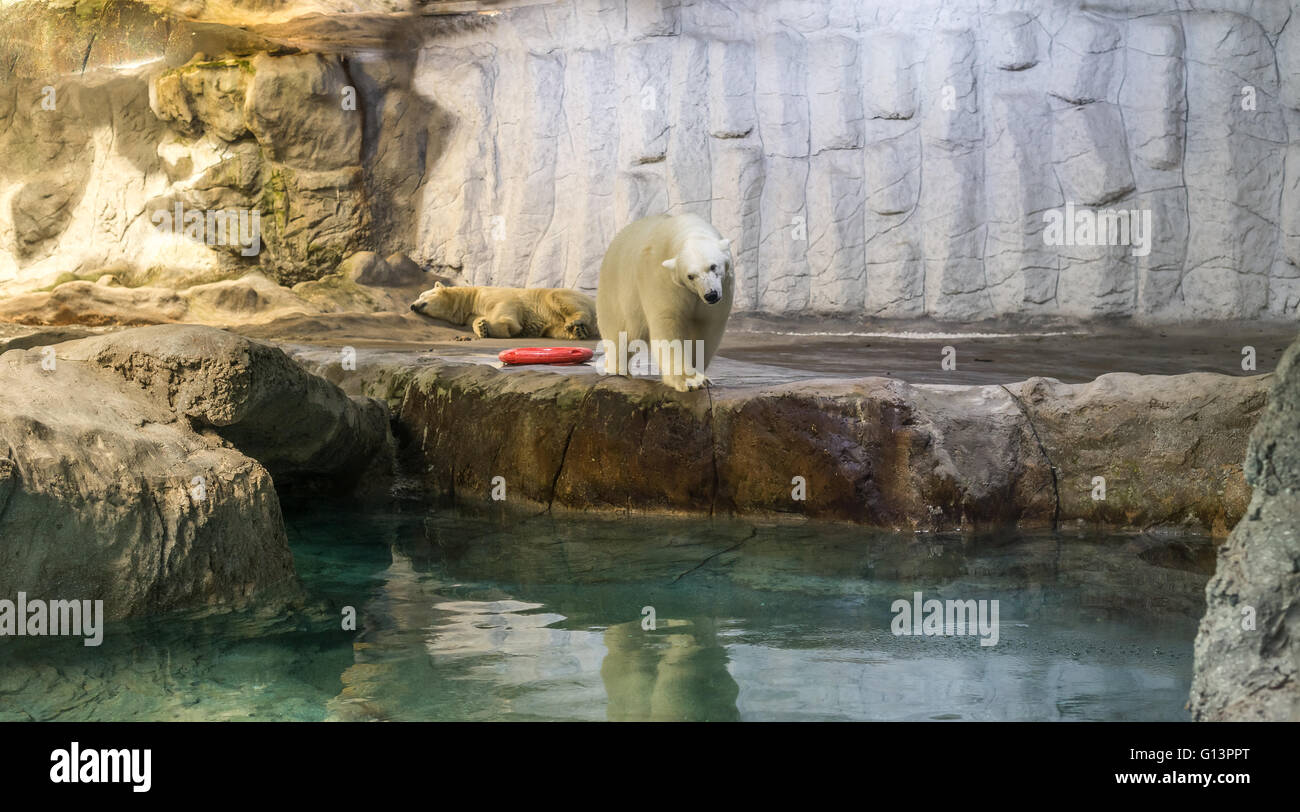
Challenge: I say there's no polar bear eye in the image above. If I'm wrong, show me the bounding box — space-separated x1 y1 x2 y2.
709 264 717 272
687 273 698 281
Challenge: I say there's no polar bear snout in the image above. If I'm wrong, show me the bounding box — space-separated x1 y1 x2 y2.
697 275 724 304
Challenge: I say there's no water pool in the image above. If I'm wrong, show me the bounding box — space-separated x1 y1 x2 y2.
0 509 1212 721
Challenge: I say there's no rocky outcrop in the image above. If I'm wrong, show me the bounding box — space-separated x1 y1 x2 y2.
383 360 1266 533
0 271 429 328
0 281 189 326
0 345 295 620
1191 337 1300 721
147 52 372 285
0 3 437 292
0 324 396 620
57 325 393 494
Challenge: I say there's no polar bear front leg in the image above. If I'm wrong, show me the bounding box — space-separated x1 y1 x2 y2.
647 318 701 392
475 306 523 338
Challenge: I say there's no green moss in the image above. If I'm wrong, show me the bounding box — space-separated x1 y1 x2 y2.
131 264 247 290
72 0 112 21
35 271 83 292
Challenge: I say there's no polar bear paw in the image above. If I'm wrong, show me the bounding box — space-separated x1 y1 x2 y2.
565 319 592 340
472 317 491 338
686 375 712 392
664 373 710 392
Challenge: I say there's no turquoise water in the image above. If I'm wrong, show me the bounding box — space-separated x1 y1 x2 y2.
0 509 1211 721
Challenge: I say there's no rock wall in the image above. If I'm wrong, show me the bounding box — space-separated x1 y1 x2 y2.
413 0 1300 321
1191 334 1300 720
3 0 1298 324
0 3 436 291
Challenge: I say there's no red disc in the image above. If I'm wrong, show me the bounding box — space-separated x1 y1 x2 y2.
498 347 595 366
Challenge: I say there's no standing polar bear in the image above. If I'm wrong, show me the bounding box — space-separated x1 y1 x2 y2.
596 213 734 391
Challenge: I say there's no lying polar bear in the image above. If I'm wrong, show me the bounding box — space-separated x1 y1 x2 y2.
410 282 598 340
596 213 734 391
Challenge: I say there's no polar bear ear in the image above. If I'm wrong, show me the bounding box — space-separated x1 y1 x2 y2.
433 281 447 289
661 258 677 271
718 238 731 250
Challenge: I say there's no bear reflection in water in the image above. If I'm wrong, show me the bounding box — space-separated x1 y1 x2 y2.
601 617 740 722
329 547 741 722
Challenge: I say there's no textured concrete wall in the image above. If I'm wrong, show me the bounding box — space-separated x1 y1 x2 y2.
412 0 1300 322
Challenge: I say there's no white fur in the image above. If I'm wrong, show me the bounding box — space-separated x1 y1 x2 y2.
596 213 734 391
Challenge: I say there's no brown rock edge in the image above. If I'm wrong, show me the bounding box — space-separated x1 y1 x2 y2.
387 361 1266 534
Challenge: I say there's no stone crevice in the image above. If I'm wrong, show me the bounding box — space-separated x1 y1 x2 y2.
547 375 602 513
999 383 1060 529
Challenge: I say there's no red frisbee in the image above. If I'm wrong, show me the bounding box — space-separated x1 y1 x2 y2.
498 347 594 366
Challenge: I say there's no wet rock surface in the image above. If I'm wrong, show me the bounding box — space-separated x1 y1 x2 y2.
1191 337 1300 720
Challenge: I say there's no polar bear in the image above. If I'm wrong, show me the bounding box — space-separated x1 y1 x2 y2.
596 213 734 391
410 283 598 340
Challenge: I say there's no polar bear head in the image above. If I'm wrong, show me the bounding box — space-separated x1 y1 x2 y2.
410 281 470 323
662 237 732 305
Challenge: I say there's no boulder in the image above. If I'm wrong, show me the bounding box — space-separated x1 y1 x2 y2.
181 273 312 324
57 325 393 495
340 251 426 287
0 323 401 621
383 252 426 286
0 348 296 621
1191 334 1300 720
340 251 390 286
1007 372 1264 536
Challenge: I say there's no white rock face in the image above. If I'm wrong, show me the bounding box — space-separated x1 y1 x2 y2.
412 0 1300 321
